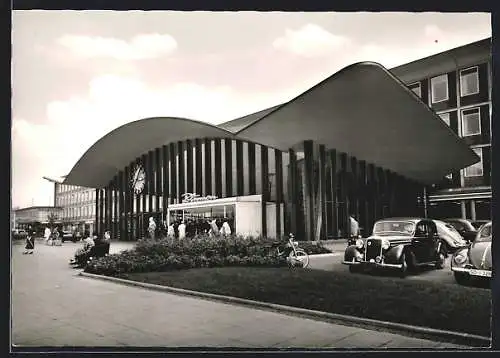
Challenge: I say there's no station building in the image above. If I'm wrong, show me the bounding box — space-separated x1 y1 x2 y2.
63 62 478 241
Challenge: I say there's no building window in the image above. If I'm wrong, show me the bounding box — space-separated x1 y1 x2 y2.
431 74 449 103
461 108 481 137
460 66 479 97
438 112 450 126
464 147 483 177
408 82 421 98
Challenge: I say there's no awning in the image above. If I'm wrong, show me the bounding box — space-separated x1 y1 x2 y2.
236 62 479 184
64 62 478 188
64 117 238 188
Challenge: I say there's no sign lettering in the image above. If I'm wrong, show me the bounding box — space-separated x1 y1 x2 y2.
182 193 218 203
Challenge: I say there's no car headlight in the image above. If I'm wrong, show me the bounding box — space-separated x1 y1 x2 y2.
454 254 467 265
355 239 364 249
381 239 390 250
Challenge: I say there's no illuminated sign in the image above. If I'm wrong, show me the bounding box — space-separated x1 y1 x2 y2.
181 193 218 203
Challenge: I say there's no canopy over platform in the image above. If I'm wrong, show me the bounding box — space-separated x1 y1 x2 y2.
64 62 478 188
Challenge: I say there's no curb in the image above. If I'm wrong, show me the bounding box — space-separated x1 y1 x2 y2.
79 272 490 347
307 253 340 259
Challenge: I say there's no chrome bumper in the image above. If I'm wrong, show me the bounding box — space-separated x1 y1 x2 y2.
452 267 492 278
342 260 403 269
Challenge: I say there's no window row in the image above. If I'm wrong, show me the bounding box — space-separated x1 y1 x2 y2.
408 65 482 104
437 107 484 137
61 205 95 219
56 190 96 206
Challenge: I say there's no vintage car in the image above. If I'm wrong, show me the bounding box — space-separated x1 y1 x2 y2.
343 218 447 277
443 218 478 243
451 221 492 284
433 220 468 253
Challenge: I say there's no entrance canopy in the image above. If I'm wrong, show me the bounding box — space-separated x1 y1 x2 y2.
64 62 478 188
236 62 478 185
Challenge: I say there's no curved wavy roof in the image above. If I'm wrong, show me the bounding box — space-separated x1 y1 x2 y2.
64 62 478 188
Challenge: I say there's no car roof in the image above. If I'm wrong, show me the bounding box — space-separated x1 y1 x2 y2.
375 217 425 223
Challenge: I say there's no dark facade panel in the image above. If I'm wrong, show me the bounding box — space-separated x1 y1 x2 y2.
169 143 177 204
214 139 222 197
225 139 233 197
195 139 203 195
236 140 244 196
186 139 194 194
248 142 256 195
203 138 212 196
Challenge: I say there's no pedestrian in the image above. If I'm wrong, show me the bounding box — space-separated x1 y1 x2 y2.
348 214 360 246
178 220 186 240
167 223 175 239
148 217 157 240
23 231 35 254
44 226 51 244
221 219 232 237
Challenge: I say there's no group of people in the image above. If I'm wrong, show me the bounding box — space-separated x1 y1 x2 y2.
70 231 111 267
43 226 63 245
153 217 233 240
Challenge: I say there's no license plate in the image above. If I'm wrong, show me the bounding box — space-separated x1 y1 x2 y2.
469 269 492 277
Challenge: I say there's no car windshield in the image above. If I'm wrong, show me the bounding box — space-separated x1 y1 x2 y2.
373 221 415 236
471 221 487 230
476 224 492 243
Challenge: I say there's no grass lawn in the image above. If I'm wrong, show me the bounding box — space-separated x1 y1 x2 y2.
118 267 491 338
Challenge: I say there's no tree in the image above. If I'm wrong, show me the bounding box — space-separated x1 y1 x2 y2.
47 212 58 229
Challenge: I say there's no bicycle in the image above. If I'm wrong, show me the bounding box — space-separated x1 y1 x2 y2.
272 234 310 268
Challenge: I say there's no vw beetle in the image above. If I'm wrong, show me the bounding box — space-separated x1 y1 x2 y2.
451 221 492 284
343 218 448 277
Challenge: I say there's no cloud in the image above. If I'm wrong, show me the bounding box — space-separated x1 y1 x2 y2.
272 23 351 58
57 33 178 61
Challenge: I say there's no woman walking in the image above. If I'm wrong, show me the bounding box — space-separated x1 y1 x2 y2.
23 232 35 254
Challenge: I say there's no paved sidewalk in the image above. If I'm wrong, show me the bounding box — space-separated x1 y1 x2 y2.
12 241 466 349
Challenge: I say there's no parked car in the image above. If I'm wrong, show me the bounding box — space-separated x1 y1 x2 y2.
451 221 492 284
342 218 447 277
442 218 478 243
12 229 28 240
61 231 76 242
471 220 489 230
433 220 469 253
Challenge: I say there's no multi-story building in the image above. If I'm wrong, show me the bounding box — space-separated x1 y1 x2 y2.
14 206 63 231
391 37 492 221
43 176 97 235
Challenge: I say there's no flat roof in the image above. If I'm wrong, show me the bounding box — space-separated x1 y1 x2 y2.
64 62 478 188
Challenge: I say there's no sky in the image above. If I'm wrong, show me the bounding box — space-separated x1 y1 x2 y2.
11 11 491 209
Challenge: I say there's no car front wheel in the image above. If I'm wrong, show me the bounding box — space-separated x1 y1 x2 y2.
399 253 408 278
454 272 469 285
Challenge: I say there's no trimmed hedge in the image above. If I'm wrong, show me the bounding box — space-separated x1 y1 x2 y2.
85 235 331 276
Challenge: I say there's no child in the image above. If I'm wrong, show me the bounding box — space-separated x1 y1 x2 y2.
23 232 35 254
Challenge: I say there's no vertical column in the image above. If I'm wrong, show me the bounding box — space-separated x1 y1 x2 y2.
225 139 233 197
169 143 177 204
248 142 256 195
359 160 367 236
339 152 349 237
203 138 212 195
107 183 112 234
178 141 185 201
147 151 154 214
214 139 222 197
95 188 100 236
195 139 203 195
186 139 194 194
318 145 327 241
99 188 104 237
113 176 118 239
288 149 298 235
118 171 124 240
461 201 467 219
155 147 161 215
162 145 169 222
350 157 359 222
124 165 130 241
275 149 283 240
328 149 338 238
303 140 315 241
261 145 269 238
141 154 148 237
470 200 476 221
236 140 244 196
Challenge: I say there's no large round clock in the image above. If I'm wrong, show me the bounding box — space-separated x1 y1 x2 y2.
131 165 146 194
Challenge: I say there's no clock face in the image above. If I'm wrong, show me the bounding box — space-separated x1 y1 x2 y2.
131 165 146 194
